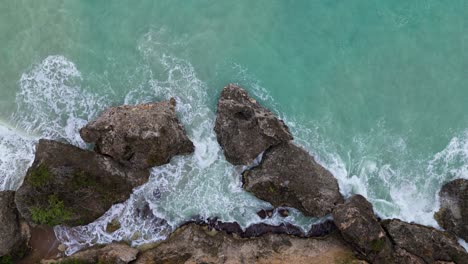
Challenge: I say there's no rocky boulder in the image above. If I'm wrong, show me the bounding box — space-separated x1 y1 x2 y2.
0 191 30 259
332 195 393 263
134 224 365 264
214 84 293 165
80 98 194 169
15 139 149 226
381 218 468 264
243 142 343 217
435 179 468 241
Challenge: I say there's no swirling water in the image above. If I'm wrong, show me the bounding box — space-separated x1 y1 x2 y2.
0 0 467 254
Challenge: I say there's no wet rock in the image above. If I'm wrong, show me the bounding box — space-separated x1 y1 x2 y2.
243 142 343 217
277 208 289 217
332 195 393 263
0 191 30 259
41 243 138 264
80 99 194 169
15 139 149 226
435 179 468 241
134 224 364 264
187 217 335 238
381 218 468 264
214 84 292 165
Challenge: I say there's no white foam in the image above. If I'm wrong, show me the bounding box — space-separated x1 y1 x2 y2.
0 123 36 190
458 238 468 252
14 55 109 148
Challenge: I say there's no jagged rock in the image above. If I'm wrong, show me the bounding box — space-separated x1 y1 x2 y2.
214 84 292 165
187 217 336 238
134 224 365 264
381 218 468 264
332 195 393 263
41 243 138 264
243 142 343 217
80 98 194 169
0 191 30 259
15 139 149 226
435 179 468 241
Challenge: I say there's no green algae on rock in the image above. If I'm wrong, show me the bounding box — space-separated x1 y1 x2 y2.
15 139 149 227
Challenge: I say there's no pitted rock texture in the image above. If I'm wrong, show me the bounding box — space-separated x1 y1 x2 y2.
80 98 194 169
214 84 292 165
0 191 30 258
382 218 468 264
332 195 393 263
435 179 468 241
243 142 343 217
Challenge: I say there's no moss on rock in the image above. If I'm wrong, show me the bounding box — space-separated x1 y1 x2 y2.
30 194 72 226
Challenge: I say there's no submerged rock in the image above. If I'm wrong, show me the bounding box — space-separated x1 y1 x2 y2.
134 223 364 264
0 191 30 259
15 139 149 226
41 243 138 264
435 179 468 241
332 195 393 263
381 218 468 264
214 84 292 165
80 98 194 169
243 142 343 217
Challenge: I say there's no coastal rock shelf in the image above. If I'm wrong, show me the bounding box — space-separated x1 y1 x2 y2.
1 85 467 264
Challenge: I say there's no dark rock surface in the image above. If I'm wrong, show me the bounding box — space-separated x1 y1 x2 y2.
243 142 343 217
134 223 364 264
15 139 149 226
214 84 292 165
382 218 468 264
332 195 393 263
80 98 194 169
435 179 468 241
187 217 336 238
0 191 30 259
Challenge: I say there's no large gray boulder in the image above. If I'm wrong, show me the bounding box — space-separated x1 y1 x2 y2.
243 142 343 217
435 179 468 241
0 191 29 258
80 98 194 169
15 139 149 227
332 195 393 263
214 84 292 165
381 219 468 264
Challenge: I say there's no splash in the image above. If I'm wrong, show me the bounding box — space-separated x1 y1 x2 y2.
14 55 109 147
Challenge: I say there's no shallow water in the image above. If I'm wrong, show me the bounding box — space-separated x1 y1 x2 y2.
1 0 467 254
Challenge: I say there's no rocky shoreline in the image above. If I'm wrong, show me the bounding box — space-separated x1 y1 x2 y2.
1 84 467 263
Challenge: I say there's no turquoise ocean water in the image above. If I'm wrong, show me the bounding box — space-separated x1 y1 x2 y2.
1 0 467 254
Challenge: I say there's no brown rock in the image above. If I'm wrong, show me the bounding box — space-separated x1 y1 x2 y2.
382 218 468 264
0 191 30 259
15 139 149 226
243 142 343 217
435 179 468 241
41 243 138 264
214 84 292 165
134 224 365 264
80 99 194 169
332 195 393 263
